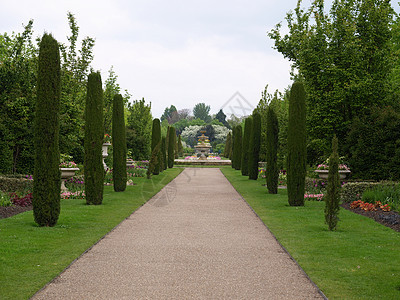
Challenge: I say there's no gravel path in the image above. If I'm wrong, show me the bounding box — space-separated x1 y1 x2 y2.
32 168 324 299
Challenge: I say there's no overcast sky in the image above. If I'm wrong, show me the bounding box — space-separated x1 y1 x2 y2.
1 1 399 118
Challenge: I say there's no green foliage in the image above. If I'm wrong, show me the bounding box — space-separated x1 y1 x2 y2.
362 184 400 212
160 105 178 124
84 72 104 205
215 109 230 128
193 102 211 123
324 135 341 231
33 33 61 227
0 176 33 193
241 117 252 176
161 136 167 171
248 112 261 180
287 82 306 206
126 98 152 160
147 142 160 179
168 127 176 168
177 135 183 157
112 94 127 192
347 106 400 180
266 106 279 194
233 125 242 170
269 0 394 159
150 118 161 175
224 132 232 158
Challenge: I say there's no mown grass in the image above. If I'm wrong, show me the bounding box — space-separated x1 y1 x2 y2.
0 168 182 300
221 167 400 300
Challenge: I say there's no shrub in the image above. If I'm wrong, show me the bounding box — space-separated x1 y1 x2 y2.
0 191 12 207
10 192 33 207
341 182 382 203
161 136 167 171
324 135 341 231
150 119 161 175
233 125 242 170
0 176 33 193
177 135 183 157
112 94 127 192
248 112 261 180
362 184 400 212
33 33 61 226
168 126 176 168
84 72 104 205
241 117 252 176
266 106 279 194
287 82 306 206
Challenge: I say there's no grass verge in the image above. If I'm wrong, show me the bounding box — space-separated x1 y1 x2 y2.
221 167 400 300
0 168 182 300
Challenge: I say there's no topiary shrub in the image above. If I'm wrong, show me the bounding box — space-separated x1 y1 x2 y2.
150 119 161 175
234 125 242 170
33 33 61 226
324 135 341 230
266 106 279 194
241 117 252 176
161 136 167 171
84 72 104 205
168 126 176 168
287 82 306 206
177 134 183 157
224 131 232 158
112 94 127 192
248 112 261 180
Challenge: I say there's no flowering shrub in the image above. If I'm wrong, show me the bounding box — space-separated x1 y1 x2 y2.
127 165 147 177
61 191 85 199
65 176 84 193
304 193 324 201
350 200 391 212
9 192 33 207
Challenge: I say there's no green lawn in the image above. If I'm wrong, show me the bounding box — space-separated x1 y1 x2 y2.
0 168 182 300
221 167 400 300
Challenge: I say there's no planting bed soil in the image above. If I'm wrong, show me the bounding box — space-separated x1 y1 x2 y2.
0 205 32 219
341 202 400 232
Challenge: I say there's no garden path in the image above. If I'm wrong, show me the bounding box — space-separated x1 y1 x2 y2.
32 168 324 299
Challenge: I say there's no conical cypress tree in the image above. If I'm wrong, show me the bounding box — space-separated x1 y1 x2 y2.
174 134 179 159
33 33 61 227
325 135 341 231
234 125 242 170
165 125 170 167
161 136 167 171
224 132 232 158
266 106 279 194
287 82 307 206
248 112 261 180
168 126 175 168
177 134 183 157
84 72 104 205
241 117 252 176
231 127 236 168
112 94 127 192
150 119 161 175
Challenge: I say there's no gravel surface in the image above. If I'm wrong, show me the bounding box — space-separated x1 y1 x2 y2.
32 168 324 299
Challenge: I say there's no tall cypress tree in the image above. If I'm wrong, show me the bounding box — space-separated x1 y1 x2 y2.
248 112 261 180
287 81 307 206
266 106 279 194
84 72 104 205
234 125 242 170
161 136 167 171
231 127 236 168
177 134 183 157
112 94 127 192
224 132 232 158
241 117 252 176
33 33 61 226
325 135 341 230
150 118 161 175
168 126 175 168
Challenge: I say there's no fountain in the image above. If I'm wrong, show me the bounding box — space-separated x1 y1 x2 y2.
194 130 212 160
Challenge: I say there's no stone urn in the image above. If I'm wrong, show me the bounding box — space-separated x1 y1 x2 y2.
60 168 79 191
102 142 111 170
315 169 351 179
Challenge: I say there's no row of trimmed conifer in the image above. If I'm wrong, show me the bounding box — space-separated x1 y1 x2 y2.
33 33 128 227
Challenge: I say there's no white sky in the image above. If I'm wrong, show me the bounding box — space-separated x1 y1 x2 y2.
1 0 399 118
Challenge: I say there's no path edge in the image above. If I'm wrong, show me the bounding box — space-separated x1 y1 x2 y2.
219 168 328 300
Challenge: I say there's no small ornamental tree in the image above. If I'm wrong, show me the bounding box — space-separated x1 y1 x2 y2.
234 125 242 170
224 131 232 158
248 112 261 180
33 33 61 226
150 118 161 175
168 126 176 168
161 136 167 171
147 142 160 179
325 135 341 231
287 82 306 206
84 71 104 205
241 117 252 176
112 94 127 192
266 106 279 194
177 134 183 157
